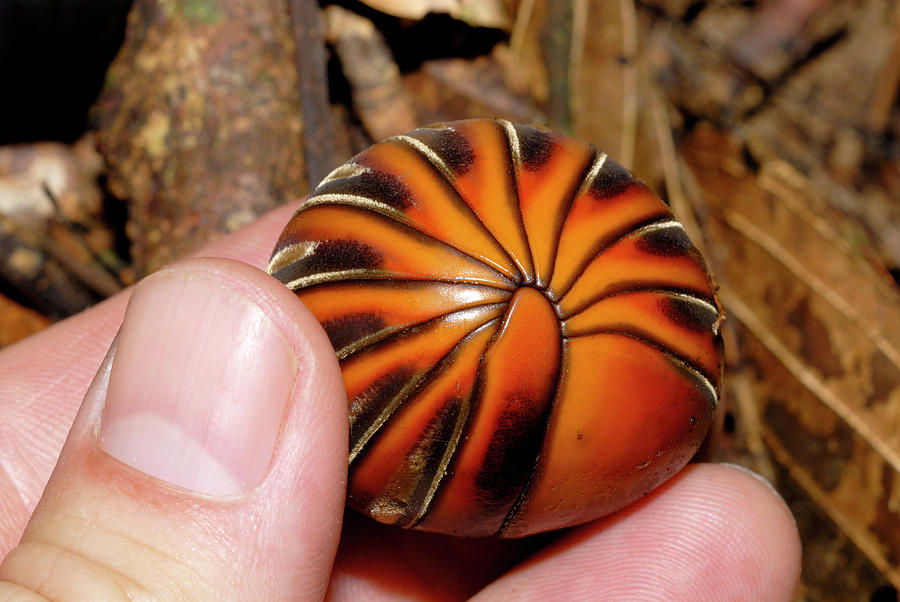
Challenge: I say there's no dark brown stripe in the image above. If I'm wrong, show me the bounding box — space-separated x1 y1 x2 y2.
407 125 475 174
345 307 505 463
321 312 387 353
392 396 464 527
349 367 417 453
513 123 553 171
472 388 557 517
659 296 718 334
498 340 569 536
273 239 382 285
314 165 412 209
417 328 561 534
347 395 463 528
352 318 501 517
589 156 634 199
634 224 693 257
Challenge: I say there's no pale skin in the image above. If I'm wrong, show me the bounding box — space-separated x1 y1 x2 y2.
0 204 801 600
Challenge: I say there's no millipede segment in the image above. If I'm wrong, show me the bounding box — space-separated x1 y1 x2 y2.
268 119 725 538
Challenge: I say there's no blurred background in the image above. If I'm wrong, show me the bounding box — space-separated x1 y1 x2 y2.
1 1 899 599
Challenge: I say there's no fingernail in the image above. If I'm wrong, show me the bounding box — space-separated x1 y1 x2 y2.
100 268 297 496
720 462 783 499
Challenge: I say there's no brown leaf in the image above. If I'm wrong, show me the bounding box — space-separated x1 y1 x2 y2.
0 293 49 348
404 53 542 125
683 123 900 587
0 137 103 228
324 6 417 141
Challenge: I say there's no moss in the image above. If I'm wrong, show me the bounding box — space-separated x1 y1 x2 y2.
182 0 222 24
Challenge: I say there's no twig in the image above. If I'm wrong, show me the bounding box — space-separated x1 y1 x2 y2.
324 6 416 141
568 0 588 125
288 0 335 187
542 0 574 132
723 209 900 373
619 0 638 169
42 184 123 296
0 216 96 318
729 359 778 484
720 283 899 472
39 233 123 298
865 4 900 132
649 91 709 256
509 0 536 63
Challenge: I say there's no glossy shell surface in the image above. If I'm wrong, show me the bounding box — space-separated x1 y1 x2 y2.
268 119 724 538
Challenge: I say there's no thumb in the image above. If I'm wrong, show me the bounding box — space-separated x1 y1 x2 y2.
0 258 348 600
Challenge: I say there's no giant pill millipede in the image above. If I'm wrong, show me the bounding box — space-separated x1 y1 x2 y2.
267 119 724 538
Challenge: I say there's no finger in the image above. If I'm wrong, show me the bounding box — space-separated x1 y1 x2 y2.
472 463 801 601
0 203 298 555
326 511 551 601
0 258 347 599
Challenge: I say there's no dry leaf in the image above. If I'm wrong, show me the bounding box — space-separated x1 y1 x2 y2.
0 137 103 228
405 54 541 124
0 293 50 347
324 5 417 141
358 0 509 29
683 124 900 587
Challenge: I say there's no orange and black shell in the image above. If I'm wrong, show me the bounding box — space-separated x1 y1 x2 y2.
267 119 724 538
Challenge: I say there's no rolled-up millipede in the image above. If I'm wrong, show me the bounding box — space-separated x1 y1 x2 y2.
268 119 724 538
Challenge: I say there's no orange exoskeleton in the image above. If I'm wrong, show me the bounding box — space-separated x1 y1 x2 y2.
267 119 724 538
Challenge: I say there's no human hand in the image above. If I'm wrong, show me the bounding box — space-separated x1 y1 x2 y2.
0 204 800 600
